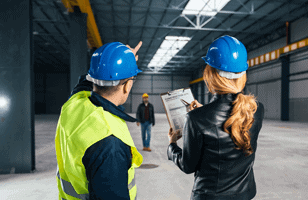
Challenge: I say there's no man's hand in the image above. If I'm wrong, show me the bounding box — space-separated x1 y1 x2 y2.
126 41 142 61
137 122 140 126
189 100 203 111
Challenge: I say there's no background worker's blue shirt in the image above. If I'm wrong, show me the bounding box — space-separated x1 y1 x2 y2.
69 74 136 199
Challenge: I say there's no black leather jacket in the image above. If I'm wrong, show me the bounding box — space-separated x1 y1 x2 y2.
167 93 264 200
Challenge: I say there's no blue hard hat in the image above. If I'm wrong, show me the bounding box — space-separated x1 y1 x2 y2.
88 42 142 81
202 35 248 73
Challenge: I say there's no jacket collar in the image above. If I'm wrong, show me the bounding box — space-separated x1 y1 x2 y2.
142 102 150 106
209 93 240 103
89 91 137 122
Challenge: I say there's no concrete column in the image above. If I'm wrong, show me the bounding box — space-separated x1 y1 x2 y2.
0 0 35 173
69 6 88 92
281 56 290 121
280 21 290 121
192 84 198 100
201 82 205 105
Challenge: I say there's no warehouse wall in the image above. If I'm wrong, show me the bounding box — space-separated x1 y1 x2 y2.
246 37 285 118
248 37 286 60
45 73 70 114
246 61 282 119
190 17 308 122
35 71 190 114
290 17 308 43
34 73 45 114
288 17 308 122
34 72 70 114
246 17 308 122
289 51 308 122
123 74 190 113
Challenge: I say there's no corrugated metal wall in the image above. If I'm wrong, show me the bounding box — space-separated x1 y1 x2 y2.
288 17 308 122
189 17 308 122
246 62 282 120
247 17 308 122
289 50 308 122
123 74 190 113
34 71 69 114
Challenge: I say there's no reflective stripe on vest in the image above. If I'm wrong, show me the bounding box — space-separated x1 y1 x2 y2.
57 168 136 199
128 176 136 190
57 170 89 200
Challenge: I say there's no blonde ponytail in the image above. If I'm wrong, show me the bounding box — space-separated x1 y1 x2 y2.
203 65 258 156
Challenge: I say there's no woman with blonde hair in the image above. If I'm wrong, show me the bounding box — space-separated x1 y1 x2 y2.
167 35 264 200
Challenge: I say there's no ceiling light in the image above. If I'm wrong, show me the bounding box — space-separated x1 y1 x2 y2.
182 0 230 16
148 36 191 71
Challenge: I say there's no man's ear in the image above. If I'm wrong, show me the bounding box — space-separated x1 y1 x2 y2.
123 81 131 94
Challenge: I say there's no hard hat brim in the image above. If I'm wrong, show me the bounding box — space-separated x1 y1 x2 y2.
202 56 248 73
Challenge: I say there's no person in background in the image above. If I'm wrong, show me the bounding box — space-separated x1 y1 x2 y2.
136 93 155 152
55 41 143 200
167 35 264 200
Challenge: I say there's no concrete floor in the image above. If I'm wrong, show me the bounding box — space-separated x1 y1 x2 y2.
0 114 307 200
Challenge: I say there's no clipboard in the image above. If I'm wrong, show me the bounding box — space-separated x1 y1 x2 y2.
160 87 195 135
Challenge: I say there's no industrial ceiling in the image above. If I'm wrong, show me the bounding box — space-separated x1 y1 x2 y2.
33 0 308 75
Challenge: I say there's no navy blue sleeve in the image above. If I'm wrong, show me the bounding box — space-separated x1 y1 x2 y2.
82 135 132 200
68 74 93 99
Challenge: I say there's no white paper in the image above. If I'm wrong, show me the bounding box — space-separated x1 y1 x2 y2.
161 88 195 135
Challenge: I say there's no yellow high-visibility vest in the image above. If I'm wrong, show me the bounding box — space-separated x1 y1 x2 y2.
55 91 143 200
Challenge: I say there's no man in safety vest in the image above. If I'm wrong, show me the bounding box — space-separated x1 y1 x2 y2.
55 41 143 200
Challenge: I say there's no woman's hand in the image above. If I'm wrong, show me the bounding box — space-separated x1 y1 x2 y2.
126 41 142 61
168 128 182 144
189 100 203 111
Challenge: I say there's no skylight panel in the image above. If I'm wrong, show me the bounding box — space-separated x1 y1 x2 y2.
147 36 191 72
156 49 168 55
160 40 175 48
182 0 230 16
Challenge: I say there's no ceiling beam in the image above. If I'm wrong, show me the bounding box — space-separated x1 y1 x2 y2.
142 0 175 72
33 32 69 37
33 21 68 52
126 0 133 45
93 1 303 13
102 24 260 33
139 0 154 44
241 1 308 51
33 19 68 24
33 1 69 44
94 10 291 23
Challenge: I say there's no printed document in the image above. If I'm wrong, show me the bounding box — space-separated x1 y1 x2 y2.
160 88 195 136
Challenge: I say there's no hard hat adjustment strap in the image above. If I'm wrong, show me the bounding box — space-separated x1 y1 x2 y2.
86 75 120 86
216 69 246 79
